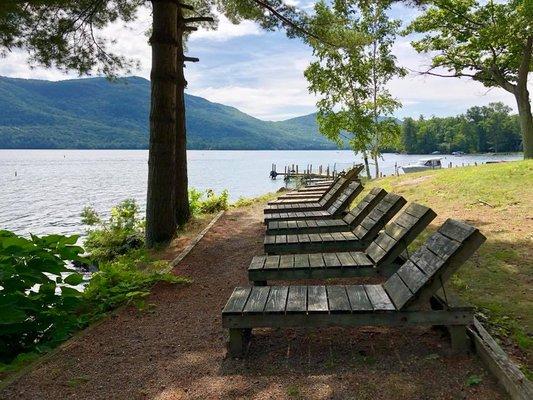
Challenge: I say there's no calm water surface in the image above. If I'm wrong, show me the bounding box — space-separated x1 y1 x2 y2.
0 150 521 236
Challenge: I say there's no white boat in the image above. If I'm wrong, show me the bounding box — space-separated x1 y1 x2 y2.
401 158 442 173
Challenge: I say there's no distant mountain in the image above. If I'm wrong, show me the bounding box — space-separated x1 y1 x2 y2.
0 76 340 150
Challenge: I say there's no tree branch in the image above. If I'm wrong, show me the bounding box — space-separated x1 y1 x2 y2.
252 0 339 48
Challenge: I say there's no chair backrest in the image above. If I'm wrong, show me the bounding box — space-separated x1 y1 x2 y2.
342 164 364 182
383 219 486 310
326 181 363 215
317 177 346 206
365 203 437 267
343 188 387 228
351 193 407 243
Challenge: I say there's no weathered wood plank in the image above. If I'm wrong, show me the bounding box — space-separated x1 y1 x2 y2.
307 286 329 313
279 255 294 269
383 273 413 310
264 255 281 269
396 261 427 293
243 286 270 314
327 285 351 313
286 286 307 313
294 254 310 269
264 286 289 314
365 285 395 311
425 232 461 260
308 253 325 267
249 256 267 270
222 287 252 315
346 285 373 311
323 253 341 267
439 219 476 242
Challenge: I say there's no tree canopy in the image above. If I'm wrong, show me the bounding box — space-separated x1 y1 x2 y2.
405 0 533 158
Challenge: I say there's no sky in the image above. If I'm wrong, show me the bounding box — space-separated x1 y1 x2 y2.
0 1 523 121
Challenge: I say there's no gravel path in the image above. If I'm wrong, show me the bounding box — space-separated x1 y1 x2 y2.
1 203 506 400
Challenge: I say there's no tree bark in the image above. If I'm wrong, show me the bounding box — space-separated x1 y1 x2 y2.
362 151 371 179
515 37 533 159
515 87 533 159
373 153 379 178
146 0 178 247
175 7 191 225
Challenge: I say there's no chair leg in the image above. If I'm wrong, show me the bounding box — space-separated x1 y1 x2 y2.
228 328 251 357
449 325 470 354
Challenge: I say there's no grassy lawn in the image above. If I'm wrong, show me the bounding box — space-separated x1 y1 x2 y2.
363 160 533 374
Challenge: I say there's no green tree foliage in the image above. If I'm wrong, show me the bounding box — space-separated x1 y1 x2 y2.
405 0 533 158
305 0 405 178
399 103 522 154
82 199 145 262
0 231 85 360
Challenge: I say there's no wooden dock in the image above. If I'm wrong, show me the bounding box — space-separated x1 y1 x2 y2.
269 163 337 181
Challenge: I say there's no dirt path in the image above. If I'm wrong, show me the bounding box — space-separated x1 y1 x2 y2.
1 204 506 400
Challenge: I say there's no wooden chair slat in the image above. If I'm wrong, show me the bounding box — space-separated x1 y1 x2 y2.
425 232 461 260
264 255 281 269
249 255 267 270
222 287 252 315
264 286 289 313
365 285 395 311
308 253 325 268
307 286 329 313
243 286 271 314
294 254 310 269
286 286 307 313
383 273 413 309
323 253 341 267
327 286 351 313
396 260 427 293
346 285 373 311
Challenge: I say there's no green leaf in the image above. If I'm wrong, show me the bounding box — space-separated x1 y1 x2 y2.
0 307 27 324
466 374 483 387
64 273 84 286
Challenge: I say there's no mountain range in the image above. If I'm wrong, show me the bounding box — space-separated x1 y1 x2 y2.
0 76 340 150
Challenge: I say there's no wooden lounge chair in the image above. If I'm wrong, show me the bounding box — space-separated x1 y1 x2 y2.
263 181 363 224
222 219 486 357
265 178 362 214
250 203 436 284
267 187 387 235
264 193 407 254
267 177 347 208
271 165 363 203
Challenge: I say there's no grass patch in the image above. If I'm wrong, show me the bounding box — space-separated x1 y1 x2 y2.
364 160 533 370
232 192 278 208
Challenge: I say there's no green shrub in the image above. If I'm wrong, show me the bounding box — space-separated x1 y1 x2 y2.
83 249 188 316
0 231 86 361
188 188 229 216
81 199 144 263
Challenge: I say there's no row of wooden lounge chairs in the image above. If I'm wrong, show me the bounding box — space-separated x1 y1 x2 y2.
221 166 486 357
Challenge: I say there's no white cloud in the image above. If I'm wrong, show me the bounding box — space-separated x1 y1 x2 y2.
190 14 263 42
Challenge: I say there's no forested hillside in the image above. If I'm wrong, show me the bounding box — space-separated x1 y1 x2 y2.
400 103 522 154
0 76 336 150
0 76 522 153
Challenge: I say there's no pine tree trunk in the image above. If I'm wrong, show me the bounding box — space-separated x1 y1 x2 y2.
373 154 379 178
146 1 178 247
175 7 191 225
362 151 371 179
515 87 533 159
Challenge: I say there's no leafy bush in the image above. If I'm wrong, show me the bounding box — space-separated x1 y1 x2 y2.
188 188 229 216
0 231 86 361
83 249 188 316
81 199 144 262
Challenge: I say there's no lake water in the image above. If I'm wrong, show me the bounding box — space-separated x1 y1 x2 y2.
0 150 521 236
